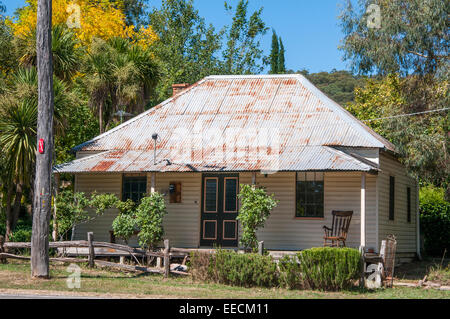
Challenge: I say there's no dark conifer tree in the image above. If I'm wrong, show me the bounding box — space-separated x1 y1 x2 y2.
269 29 279 74
278 37 286 73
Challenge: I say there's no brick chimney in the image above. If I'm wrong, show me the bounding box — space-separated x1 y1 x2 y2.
172 83 190 96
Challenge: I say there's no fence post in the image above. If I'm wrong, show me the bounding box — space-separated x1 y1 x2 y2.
0 235 5 264
88 232 95 268
258 241 264 255
164 239 170 278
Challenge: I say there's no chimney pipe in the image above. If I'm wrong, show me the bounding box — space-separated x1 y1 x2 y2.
172 83 190 96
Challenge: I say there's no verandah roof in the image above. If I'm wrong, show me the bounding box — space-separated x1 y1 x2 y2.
53 145 378 173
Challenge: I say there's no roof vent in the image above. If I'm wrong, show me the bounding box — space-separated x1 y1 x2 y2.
172 83 190 96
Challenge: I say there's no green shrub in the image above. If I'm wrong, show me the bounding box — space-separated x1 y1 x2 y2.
298 247 361 291
420 201 450 256
212 249 279 287
189 251 216 282
419 184 450 256
278 255 303 289
189 249 279 287
135 192 168 251
9 228 32 242
237 184 278 251
112 213 137 244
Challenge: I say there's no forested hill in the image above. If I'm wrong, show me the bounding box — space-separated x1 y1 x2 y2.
287 69 366 105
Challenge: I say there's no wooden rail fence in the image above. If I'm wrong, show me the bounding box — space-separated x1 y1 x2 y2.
0 233 190 277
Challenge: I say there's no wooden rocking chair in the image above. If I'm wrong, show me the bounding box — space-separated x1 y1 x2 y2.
323 211 353 247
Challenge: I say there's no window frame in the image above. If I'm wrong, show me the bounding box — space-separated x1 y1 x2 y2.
122 175 147 203
295 172 324 219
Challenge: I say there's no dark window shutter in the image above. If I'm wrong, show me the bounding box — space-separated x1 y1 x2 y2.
389 176 395 220
407 187 411 222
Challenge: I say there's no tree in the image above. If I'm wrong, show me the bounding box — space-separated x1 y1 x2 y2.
340 0 449 196
269 30 279 74
0 67 76 241
54 191 120 240
0 4 14 78
31 0 54 278
0 99 36 241
10 0 157 47
278 37 286 73
82 37 159 133
223 0 268 75
148 0 223 101
346 74 449 193
339 0 448 76
236 184 278 251
14 24 83 82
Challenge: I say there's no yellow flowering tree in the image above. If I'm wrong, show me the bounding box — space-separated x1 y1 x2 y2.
9 0 157 47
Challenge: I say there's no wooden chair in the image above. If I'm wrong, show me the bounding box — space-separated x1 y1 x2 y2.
322 211 353 247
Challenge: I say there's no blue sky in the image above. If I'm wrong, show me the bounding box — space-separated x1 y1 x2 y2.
4 0 350 73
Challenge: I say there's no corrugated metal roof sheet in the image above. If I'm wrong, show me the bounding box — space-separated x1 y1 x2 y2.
54 145 378 173
56 74 393 173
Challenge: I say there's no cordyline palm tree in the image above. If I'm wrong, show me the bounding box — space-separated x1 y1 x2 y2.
0 97 36 241
14 23 83 82
0 67 73 240
83 37 159 133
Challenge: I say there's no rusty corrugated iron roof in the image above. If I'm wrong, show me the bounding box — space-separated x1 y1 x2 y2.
56 74 393 173
53 145 378 173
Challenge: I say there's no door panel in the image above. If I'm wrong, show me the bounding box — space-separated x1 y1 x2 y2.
200 173 239 247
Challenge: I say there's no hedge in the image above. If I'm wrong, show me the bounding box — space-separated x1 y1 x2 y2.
298 247 361 291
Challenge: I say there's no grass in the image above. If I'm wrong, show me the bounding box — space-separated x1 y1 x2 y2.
0 260 448 298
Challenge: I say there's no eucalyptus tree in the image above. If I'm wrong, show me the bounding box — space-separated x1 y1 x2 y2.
148 0 223 101
223 0 268 75
340 0 449 194
339 0 448 77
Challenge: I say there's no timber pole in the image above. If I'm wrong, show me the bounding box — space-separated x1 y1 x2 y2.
31 0 54 278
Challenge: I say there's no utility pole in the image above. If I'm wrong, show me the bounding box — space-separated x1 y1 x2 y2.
31 0 54 278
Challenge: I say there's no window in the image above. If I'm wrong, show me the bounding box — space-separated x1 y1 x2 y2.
407 187 411 223
389 176 395 220
169 182 182 203
122 176 147 203
296 172 324 218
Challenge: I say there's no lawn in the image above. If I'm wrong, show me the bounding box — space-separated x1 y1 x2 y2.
0 260 448 299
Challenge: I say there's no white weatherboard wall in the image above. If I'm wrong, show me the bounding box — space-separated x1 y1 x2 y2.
378 152 418 255
72 173 122 243
245 171 377 251
73 171 378 250
72 172 202 248
152 172 201 248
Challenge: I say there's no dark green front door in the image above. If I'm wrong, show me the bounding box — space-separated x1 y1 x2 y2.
200 173 239 247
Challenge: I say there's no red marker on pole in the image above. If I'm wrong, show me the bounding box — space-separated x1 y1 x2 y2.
38 138 44 154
